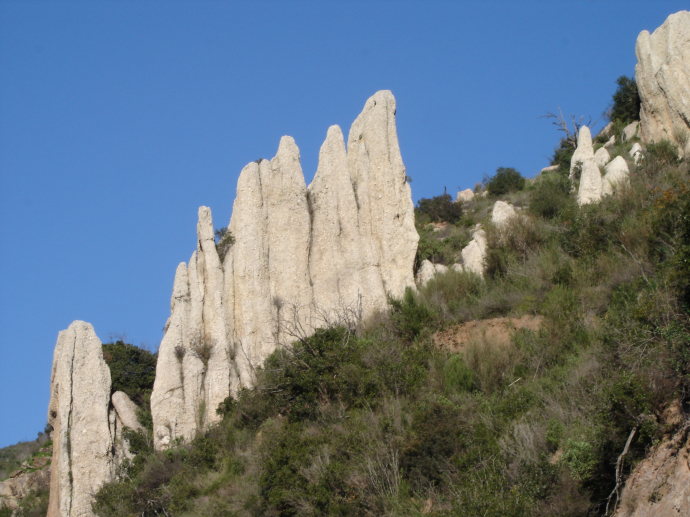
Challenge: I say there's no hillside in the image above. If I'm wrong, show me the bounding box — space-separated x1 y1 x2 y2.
88 124 690 516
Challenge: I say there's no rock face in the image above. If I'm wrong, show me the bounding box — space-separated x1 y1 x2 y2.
491 200 518 228
623 121 640 142
570 126 594 179
456 188 475 203
635 11 690 156
602 156 630 196
613 423 690 517
461 226 487 278
151 91 419 448
46 321 114 517
416 259 436 286
577 160 603 205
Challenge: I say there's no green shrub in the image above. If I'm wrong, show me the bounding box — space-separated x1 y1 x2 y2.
607 75 641 124
550 138 575 171
530 171 573 219
214 227 235 262
415 190 463 224
640 139 681 176
484 167 525 197
102 341 157 406
389 287 436 340
562 440 597 481
443 354 478 394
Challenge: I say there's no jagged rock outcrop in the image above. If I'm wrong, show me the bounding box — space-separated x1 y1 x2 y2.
635 11 690 156
540 165 559 173
570 126 594 179
46 321 114 517
0 460 51 511
577 160 603 205
602 156 630 196
614 422 690 517
461 226 487 278
456 188 475 203
593 146 611 167
151 90 419 448
491 200 518 228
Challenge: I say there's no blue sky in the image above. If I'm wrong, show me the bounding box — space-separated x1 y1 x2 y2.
0 1 686 447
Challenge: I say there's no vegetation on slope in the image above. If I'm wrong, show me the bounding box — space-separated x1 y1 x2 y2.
92 132 689 516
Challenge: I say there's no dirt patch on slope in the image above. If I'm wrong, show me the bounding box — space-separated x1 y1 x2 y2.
434 315 543 352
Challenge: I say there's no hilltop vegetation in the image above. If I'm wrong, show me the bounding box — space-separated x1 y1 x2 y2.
91 125 690 516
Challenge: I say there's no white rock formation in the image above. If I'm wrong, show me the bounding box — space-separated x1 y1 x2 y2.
461 226 487 278
456 188 475 203
629 142 643 164
46 321 114 517
540 165 559 173
151 91 419 448
416 260 436 286
602 156 630 196
491 200 518 228
623 121 639 141
577 160 603 205
635 11 690 156
451 263 464 273
593 146 611 167
570 126 594 179
604 135 616 148
434 263 448 275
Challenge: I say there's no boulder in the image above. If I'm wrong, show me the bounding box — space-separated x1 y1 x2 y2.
491 200 518 228
416 259 436 286
577 160 603 205
604 135 616 148
46 321 114 517
635 11 690 156
629 142 643 164
540 165 559 173
461 226 487 278
456 188 475 203
451 263 464 273
623 121 640 141
593 146 611 167
434 263 448 275
570 126 594 179
602 156 630 196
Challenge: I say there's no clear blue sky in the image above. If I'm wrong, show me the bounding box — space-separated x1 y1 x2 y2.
0 1 686 447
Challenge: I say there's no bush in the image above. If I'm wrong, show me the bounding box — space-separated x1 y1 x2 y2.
640 139 681 176
484 167 525 197
530 171 573 219
389 287 436 340
102 341 157 406
608 75 641 124
214 227 235 262
415 190 463 224
550 138 575 171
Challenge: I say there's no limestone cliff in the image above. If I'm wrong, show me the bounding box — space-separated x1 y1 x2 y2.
636 11 690 155
151 90 419 449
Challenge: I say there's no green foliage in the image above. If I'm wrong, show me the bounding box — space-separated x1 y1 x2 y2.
530 171 574 219
214 227 235 261
483 167 525 197
550 137 575 170
562 440 597 481
415 189 463 224
0 505 11 517
102 341 157 406
640 139 681 176
608 75 641 123
389 287 436 340
443 354 478 394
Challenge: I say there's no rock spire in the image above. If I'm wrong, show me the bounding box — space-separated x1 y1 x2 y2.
151 90 419 448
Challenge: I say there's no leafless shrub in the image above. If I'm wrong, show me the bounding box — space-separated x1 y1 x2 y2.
174 345 185 362
190 335 214 366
